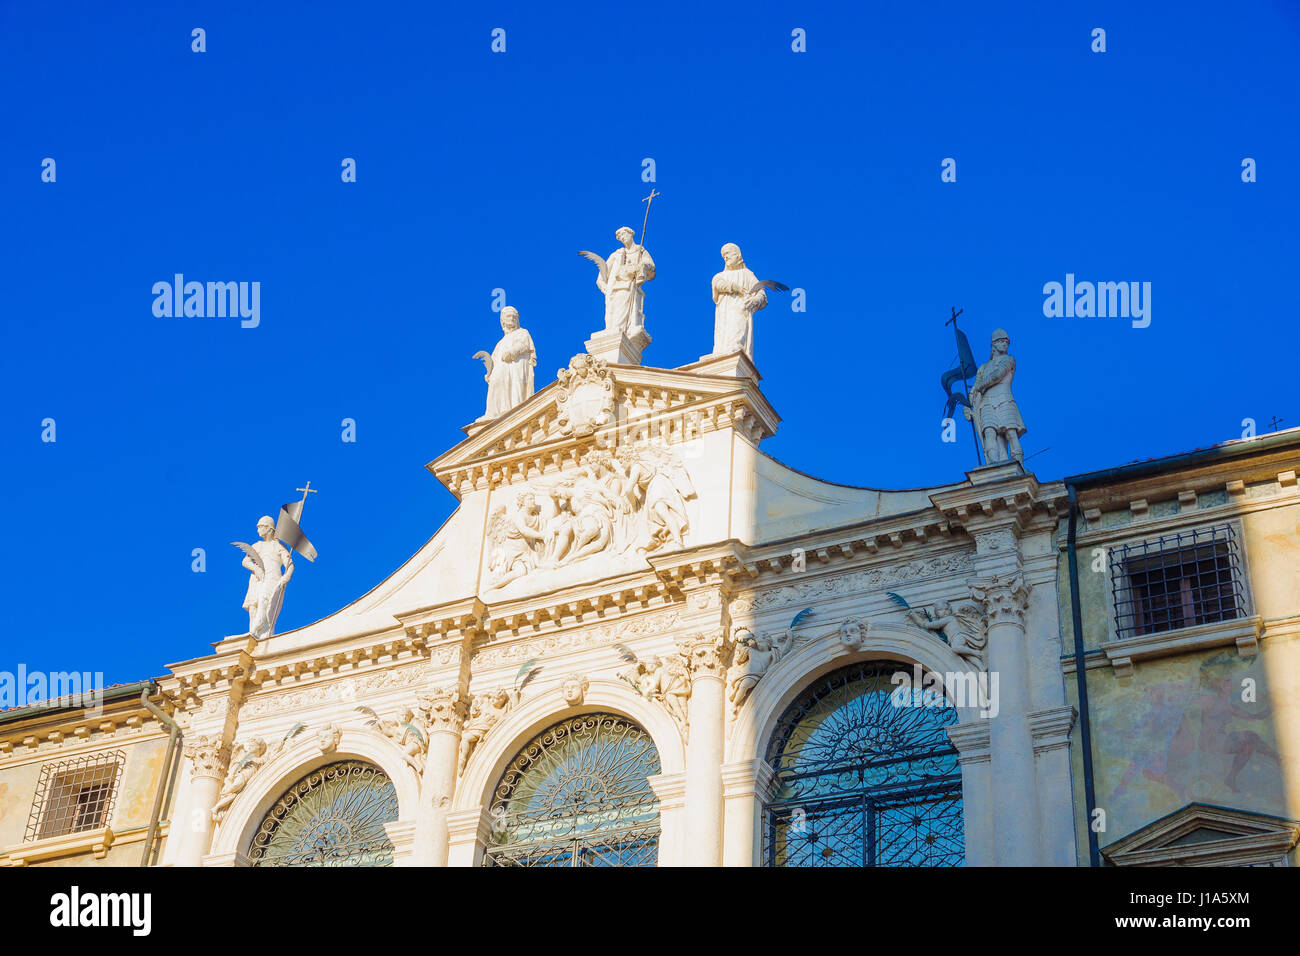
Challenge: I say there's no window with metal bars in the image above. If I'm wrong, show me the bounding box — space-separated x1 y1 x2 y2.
1109 524 1246 639
25 751 126 842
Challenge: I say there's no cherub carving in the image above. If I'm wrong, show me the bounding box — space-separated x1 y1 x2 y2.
726 628 795 715
889 592 988 670
615 644 691 726
212 737 268 823
458 688 520 775
356 705 428 774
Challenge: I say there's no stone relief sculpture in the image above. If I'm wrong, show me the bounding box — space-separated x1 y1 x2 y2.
233 516 294 640
964 328 1026 463
579 226 655 335
726 628 796 716
211 737 268 823
316 723 343 755
710 243 787 359
474 306 537 421
891 593 988 669
562 674 590 706
211 722 308 823
836 617 868 654
615 644 691 727
458 688 520 774
555 353 615 437
355 705 429 774
483 444 697 590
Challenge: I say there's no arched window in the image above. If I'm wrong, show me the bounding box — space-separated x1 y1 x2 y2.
764 661 964 867
483 713 661 867
248 761 399 867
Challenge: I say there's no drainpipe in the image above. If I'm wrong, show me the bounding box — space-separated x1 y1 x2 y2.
139 685 182 867
1066 485 1102 867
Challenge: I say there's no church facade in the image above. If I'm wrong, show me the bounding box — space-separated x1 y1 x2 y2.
3 313 1299 868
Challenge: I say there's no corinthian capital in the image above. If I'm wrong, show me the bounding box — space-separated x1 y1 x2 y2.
183 734 231 780
968 573 1028 627
678 628 734 679
419 687 469 734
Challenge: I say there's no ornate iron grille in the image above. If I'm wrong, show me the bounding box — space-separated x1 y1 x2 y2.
248 761 399 867
764 661 964 867
26 751 126 842
483 712 661 867
1110 524 1245 639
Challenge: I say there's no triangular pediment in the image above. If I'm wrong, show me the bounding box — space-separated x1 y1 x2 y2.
1103 803 1300 866
428 353 780 498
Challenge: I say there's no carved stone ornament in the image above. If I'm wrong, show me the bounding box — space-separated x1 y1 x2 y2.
903 600 988 670
483 443 696 592
183 734 231 781
419 687 470 734
555 353 615 437
726 627 795 716
212 737 269 823
562 674 590 706
619 651 691 729
836 617 868 655
316 723 343 755
458 687 520 775
356 704 430 774
680 628 734 680
968 573 1029 628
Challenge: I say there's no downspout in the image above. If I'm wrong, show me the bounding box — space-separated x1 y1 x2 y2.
139 685 182 867
1066 484 1102 867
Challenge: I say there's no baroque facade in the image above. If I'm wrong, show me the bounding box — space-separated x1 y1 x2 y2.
3 336 1299 868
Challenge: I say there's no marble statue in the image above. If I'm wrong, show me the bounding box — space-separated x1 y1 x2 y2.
907 600 987 669
964 328 1026 464
474 306 536 421
580 227 655 335
727 629 795 715
458 688 519 774
233 517 294 640
710 243 784 358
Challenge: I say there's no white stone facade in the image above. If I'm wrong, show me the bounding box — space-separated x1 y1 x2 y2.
156 348 1076 867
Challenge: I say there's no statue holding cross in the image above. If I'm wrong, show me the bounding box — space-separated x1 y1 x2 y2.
231 482 319 640
579 190 659 337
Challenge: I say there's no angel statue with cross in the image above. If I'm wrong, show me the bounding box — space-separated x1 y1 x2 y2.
231 483 319 640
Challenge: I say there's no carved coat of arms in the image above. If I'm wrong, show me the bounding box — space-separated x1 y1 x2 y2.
555 353 615 437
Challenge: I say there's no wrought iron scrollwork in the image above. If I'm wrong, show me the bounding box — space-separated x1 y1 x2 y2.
765 661 964 867
248 761 399 867
483 712 661 867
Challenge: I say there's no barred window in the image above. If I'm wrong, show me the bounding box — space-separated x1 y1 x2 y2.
1110 524 1246 639
25 751 126 842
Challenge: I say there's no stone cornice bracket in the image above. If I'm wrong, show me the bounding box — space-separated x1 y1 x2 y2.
678 628 734 680
419 686 470 735
929 467 1067 537
968 573 1029 627
396 596 488 649
648 540 754 596
183 734 231 781
944 720 991 765
1027 706 1077 755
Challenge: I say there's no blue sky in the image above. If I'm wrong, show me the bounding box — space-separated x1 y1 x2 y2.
3 1 1298 688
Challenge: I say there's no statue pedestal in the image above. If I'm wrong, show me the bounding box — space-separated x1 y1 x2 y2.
679 350 761 381
585 328 651 366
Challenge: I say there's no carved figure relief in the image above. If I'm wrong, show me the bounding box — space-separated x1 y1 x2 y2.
889 591 988 669
615 643 691 728
356 705 429 774
484 443 697 591
458 688 520 775
726 628 795 716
